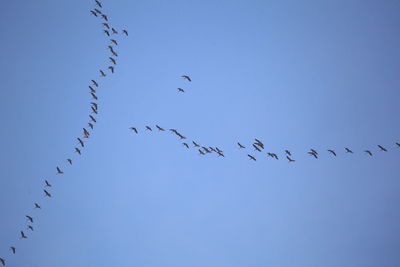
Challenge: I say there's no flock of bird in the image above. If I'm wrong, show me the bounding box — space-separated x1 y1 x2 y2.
130 123 400 162
0 1 127 265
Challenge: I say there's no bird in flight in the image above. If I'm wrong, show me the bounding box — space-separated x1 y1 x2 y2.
396 142 400 147
34 203 41 209
67 159 72 165
101 14 108 21
89 86 96 93
327 149 337 156
308 151 318 159
110 39 118 45
75 147 82 155
247 154 257 161
0 258 5 266
192 141 200 147
109 57 117 65
91 92 98 100
10 246 16 254
77 138 84 147
45 180 52 187
26 215 33 223
89 115 97 123
181 75 191 82
364 150 373 156
145 126 152 131
95 0 102 8
112 28 118 34
177 88 185 93
100 70 106 77
345 147 353 153
20 231 27 239
27 226 34 232
253 144 262 152
122 29 128 36
103 30 110 36
91 106 98 114
217 151 225 157
156 125 165 131
183 143 189 149
44 190 52 198
378 145 387 152
254 139 264 149
237 142 245 149
286 156 295 162
130 127 138 133
198 149 205 155
94 8 102 15
88 123 94 130
102 22 110 29
310 149 318 155
90 10 98 17
56 167 63 174
285 150 291 156
91 80 99 87
108 66 114 73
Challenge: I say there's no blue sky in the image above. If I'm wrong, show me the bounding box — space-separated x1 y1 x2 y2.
0 0 400 266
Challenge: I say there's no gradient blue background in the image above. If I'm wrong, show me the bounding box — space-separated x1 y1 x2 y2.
1 0 400 266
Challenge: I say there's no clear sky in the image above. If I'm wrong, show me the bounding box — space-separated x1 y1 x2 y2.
0 0 400 266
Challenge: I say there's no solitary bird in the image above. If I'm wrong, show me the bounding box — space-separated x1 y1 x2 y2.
177 88 185 93
345 147 353 153
327 149 337 156
44 190 52 198
10 246 16 254
364 150 373 156
156 125 165 131
145 126 152 131
95 0 102 8
88 123 94 130
130 127 138 133
89 115 97 123
56 167 63 174
285 150 291 156
110 39 118 45
75 148 82 155
247 154 257 161
286 156 295 162
109 57 117 65
34 203 41 209
108 66 114 73
100 70 106 77
181 75 191 82
122 29 128 36
67 159 72 165
77 138 84 147
45 180 52 187
183 143 189 149
0 258 5 266
378 145 387 152
20 231 27 239
27 226 34 232
26 215 33 223
237 142 245 149
112 28 118 34
193 141 200 147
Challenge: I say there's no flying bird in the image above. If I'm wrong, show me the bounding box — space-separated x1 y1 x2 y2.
0 258 5 266
202 147 211 153
45 180 52 187
111 50 118 57
310 149 318 155
100 70 106 77
396 142 400 147
10 246 16 254
56 167 63 174
378 145 387 152
94 8 102 14
95 0 102 8
237 142 245 149
122 29 128 36
91 102 98 109
77 138 84 147
111 28 118 34
20 231 27 239
253 144 262 152
89 86 96 93
145 126 152 131
285 150 292 156
308 151 318 159
286 156 295 162
108 66 114 73
75 147 82 155
34 203 41 209
327 149 337 156
89 115 97 123
217 151 225 157
177 88 185 93
102 23 110 29
91 80 99 87
25 215 33 223
247 154 256 161
44 190 52 197
27 226 34 232
192 141 200 147
176 133 186 139
90 93 98 101
67 159 72 165
254 139 264 149
83 128 90 137
364 150 373 156
90 10 98 17
156 125 165 131
110 39 118 45
101 14 108 21
130 127 138 133
181 75 191 82
198 149 205 155
91 106 98 114
345 147 353 153
88 123 94 130
109 57 116 65
103 30 110 36
183 143 189 149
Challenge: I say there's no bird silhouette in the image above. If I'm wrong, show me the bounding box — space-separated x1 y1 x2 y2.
34 203 41 209
108 66 114 73
10 247 16 254
90 102 98 109
286 156 295 162
254 139 264 149
95 0 102 8
396 142 400 147
112 28 118 34
109 57 117 65
156 125 165 131
110 39 118 45
111 50 118 57
345 147 353 153
45 180 52 187
102 23 110 29
202 147 211 153
183 143 189 149
327 149 337 156
181 75 191 82
77 138 84 147
198 149 205 155
100 70 106 77
27 226 34 232
285 150 291 156
89 86 96 93
364 150 373 156
90 92 98 100
193 141 200 147
67 159 72 165
56 167 63 174
176 133 186 139
44 190 52 197
101 14 108 21
247 154 257 161
103 30 110 36
91 80 99 87
122 29 128 36
217 151 225 157
145 126 152 131
26 215 33 223
308 151 318 159
130 127 138 133
75 147 82 155
177 88 185 93
88 123 94 130
90 10 98 17
237 142 245 149
0 258 5 266
253 144 262 152
94 8 102 14
91 106 98 114
310 149 318 155
20 231 27 239
378 145 387 152
89 115 97 123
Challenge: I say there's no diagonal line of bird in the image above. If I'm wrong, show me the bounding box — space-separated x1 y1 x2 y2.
0 1 128 266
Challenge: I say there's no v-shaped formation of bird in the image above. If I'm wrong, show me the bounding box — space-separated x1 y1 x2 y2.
0 1 128 266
